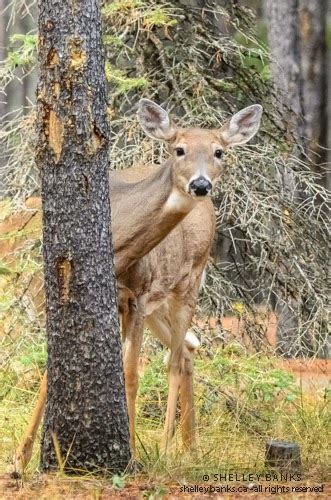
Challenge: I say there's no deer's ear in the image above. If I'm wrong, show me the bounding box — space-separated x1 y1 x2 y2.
220 104 263 147
138 99 177 141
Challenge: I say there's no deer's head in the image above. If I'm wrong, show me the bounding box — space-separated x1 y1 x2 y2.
138 99 262 198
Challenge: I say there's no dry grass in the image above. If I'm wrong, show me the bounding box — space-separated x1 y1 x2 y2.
0 341 329 497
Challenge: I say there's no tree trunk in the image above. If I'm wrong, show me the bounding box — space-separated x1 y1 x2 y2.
299 0 328 170
265 0 304 129
265 0 328 173
38 0 131 472
265 0 328 356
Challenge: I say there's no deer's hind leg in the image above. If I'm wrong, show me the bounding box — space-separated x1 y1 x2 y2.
122 296 146 455
13 370 47 475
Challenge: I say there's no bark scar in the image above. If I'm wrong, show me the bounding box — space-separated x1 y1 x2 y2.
81 174 89 196
48 110 64 164
57 258 73 304
70 50 87 70
87 122 104 156
46 48 59 67
68 38 87 70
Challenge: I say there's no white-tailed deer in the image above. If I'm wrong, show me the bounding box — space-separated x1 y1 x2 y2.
14 99 262 473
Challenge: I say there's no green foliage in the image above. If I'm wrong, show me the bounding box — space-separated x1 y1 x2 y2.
143 484 168 499
233 29 270 80
136 343 329 479
102 34 124 49
7 33 37 68
138 348 168 423
143 9 177 28
19 341 47 368
111 474 127 489
0 369 18 400
0 332 329 479
102 0 143 15
194 346 299 427
0 290 14 312
105 63 149 93
0 262 12 276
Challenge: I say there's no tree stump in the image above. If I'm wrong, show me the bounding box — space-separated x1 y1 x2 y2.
265 440 302 470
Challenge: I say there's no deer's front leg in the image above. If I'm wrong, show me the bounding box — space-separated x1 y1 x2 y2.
161 300 196 454
147 305 198 453
162 342 183 454
180 343 196 449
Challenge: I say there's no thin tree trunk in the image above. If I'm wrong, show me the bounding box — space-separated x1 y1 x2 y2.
265 0 301 357
266 0 328 173
38 0 131 472
265 0 305 137
299 0 328 170
265 0 328 357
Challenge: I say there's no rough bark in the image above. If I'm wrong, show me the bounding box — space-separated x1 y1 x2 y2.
38 0 131 472
299 0 328 169
265 0 328 356
265 0 328 172
265 0 304 128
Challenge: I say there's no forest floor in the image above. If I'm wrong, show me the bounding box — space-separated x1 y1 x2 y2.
0 474 330 499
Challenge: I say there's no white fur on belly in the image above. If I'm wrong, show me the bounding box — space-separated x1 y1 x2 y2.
163 330 200 366
185 330 201 349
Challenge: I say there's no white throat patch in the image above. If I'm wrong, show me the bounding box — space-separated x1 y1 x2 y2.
165 189 193 212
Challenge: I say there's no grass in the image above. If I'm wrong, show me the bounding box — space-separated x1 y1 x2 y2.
135 343 330 482
0 337 329 485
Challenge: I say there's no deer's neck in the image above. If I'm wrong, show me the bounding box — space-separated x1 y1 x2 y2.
110 160 195 276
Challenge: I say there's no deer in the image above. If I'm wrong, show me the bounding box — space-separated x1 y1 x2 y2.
13 99 262 474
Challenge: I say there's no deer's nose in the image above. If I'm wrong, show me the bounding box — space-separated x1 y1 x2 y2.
189 176 212 196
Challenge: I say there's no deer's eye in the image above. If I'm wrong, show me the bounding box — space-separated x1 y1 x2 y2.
214 149 223 159
175 147 185 157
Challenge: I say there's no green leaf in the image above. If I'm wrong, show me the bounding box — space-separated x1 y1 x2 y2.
0 264 12 275
112 474 126 489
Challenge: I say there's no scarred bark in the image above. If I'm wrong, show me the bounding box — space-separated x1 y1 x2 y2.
38 0 131 472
